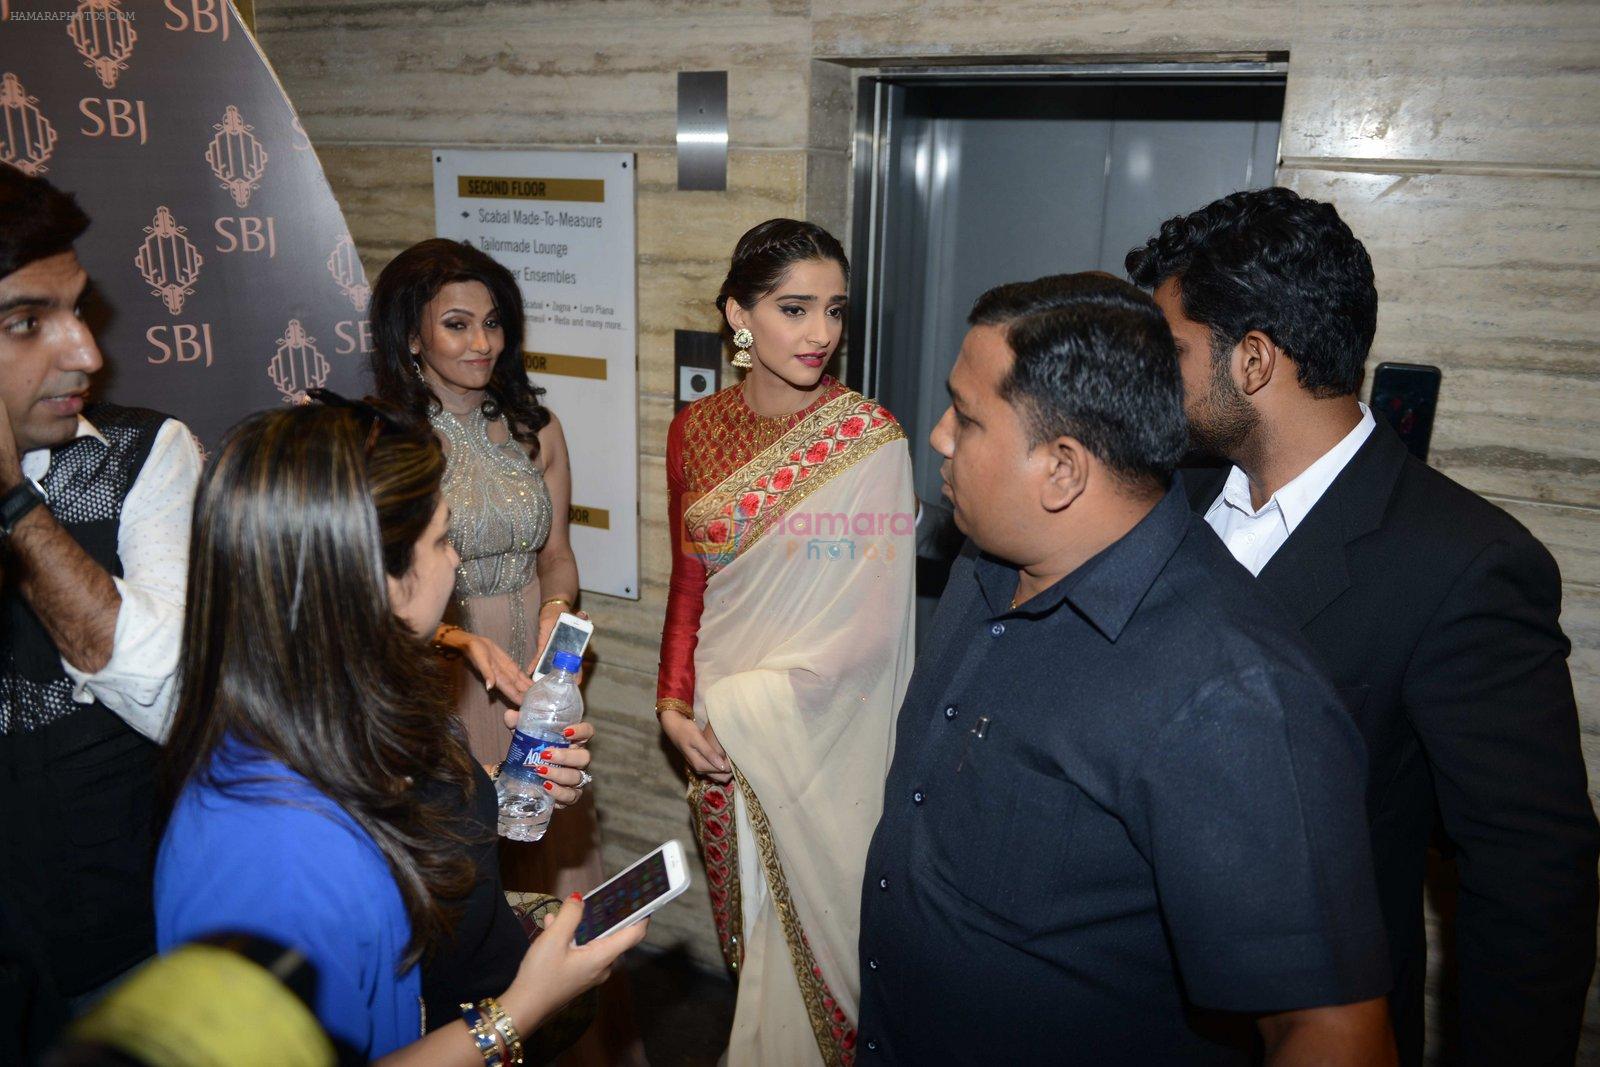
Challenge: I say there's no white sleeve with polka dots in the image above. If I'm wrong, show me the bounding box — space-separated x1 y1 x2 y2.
60 418 202 742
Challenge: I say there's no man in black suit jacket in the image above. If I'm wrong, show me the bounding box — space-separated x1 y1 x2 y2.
1127 187 1599 1066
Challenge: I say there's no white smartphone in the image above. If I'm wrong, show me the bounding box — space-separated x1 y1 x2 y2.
574 840 690 945
532 611 594 680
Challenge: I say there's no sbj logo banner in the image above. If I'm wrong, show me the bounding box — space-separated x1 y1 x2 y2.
0 0 370 446
69 0 137 90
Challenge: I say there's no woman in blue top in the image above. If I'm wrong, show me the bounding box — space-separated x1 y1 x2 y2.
155 402 646 1064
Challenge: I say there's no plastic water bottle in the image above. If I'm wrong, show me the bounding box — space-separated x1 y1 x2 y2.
497 649 584 841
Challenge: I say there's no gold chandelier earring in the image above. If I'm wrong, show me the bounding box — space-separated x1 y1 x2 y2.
731 328 754 370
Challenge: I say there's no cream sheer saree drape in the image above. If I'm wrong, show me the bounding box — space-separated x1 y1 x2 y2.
693 440 916 1066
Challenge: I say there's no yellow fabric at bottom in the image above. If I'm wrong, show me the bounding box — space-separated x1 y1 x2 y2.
70 943 335 1067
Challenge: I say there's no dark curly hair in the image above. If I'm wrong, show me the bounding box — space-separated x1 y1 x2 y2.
0 166 90 279
716 219 848 340
969 272 1188 489
1124 187 1377 398
368 238 550 454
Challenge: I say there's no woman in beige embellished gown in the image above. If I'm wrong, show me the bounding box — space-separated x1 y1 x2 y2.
430 394 561 763
369 238 594 886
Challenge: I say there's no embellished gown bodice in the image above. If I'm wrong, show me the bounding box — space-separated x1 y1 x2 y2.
431 404 552 713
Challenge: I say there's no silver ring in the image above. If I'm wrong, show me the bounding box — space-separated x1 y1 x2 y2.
577 770 593 789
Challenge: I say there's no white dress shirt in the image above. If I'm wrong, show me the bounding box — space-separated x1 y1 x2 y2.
1204 404 1376 576
20 415 202 742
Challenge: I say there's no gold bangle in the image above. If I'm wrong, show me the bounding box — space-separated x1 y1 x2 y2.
655 697 695 721
478 997 524 1066
432 623 464 648
540 596 574 614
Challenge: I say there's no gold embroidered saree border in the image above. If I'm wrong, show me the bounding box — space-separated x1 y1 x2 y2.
682 392 905 577
687 777 745 974
731 764 855 1067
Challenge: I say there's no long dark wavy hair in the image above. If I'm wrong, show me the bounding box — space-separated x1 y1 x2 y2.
159 402 478 968
368 238 550 454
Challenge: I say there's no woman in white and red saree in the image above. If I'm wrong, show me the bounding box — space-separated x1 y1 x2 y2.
656 221 915 1066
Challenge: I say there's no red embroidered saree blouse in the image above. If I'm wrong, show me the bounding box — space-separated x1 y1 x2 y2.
656 377 850 710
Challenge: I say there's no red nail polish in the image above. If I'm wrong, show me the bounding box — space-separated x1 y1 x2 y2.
535 766 549 775
569 892 582 901
563 727 577 738
542 781 554 791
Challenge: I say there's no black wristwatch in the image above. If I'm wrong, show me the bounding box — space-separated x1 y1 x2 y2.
0 480 47 538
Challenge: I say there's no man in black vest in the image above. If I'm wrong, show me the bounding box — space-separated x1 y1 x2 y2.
0 167 201 1056
1127 187 1599 1066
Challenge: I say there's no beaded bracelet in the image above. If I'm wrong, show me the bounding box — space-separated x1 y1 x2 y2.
478 997 525 1066
459 1002 504 1067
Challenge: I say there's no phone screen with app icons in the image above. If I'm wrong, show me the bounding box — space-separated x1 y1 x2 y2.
574 850 671 945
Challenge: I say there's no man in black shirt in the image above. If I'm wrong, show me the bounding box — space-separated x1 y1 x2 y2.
857 273 1395 1065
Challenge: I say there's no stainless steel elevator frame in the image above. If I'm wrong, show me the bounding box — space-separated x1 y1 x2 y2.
843 60 1289 396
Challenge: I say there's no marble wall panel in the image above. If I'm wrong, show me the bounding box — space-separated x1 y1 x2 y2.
1281 1 1600 168
1279 168 1600 508
634 148 809 392
314 143 437 274
263 0 809 20
813 0 1600 167
805 148 852 246
258 2 815 148
811 0 1285 62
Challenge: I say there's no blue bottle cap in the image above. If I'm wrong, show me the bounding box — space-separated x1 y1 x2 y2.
551 650 583 673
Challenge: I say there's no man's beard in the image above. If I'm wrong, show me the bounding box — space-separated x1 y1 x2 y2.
1186 359 1259 461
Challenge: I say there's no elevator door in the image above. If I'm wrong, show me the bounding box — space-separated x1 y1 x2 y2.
849 71 1286 636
